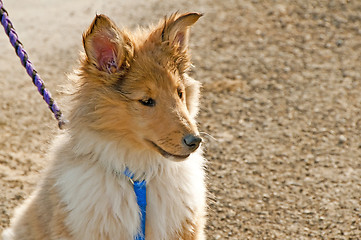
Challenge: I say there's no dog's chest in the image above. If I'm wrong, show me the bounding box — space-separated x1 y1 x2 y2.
58 159 204 240
145 171 201 239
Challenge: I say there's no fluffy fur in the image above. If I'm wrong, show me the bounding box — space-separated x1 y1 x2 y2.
2 12 206 240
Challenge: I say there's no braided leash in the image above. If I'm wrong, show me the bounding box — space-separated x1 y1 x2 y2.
0 0 67 129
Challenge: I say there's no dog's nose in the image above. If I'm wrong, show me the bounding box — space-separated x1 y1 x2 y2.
183 134 202 151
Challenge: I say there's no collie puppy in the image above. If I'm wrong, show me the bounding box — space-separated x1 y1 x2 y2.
2 12 206 240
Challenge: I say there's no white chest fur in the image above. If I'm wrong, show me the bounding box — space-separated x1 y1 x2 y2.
53 132 206 240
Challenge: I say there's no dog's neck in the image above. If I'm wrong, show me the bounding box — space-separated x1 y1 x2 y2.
68 128 171 182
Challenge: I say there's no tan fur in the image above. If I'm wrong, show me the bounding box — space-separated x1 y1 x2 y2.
3 171 73 239
3 12 206 240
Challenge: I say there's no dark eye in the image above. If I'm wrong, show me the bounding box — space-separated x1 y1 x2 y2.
178 89 183 99
139 98 156 107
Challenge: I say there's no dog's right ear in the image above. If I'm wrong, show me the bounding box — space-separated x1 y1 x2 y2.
83 14 133 74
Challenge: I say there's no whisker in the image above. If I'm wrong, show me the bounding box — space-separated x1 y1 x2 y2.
199 131 218 142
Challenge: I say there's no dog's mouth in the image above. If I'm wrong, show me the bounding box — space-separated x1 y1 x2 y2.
147 140 190 160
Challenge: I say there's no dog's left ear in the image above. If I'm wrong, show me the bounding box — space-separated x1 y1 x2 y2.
162 12 202 52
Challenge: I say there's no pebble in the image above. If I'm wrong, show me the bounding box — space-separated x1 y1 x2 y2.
338 135 347 144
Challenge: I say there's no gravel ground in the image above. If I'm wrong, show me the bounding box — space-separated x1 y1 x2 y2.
1 0 360 239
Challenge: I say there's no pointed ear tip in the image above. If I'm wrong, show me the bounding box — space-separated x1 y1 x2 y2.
84 13 117 39
181 12 203 24
93 14 112 24
95 13 108 19
194 12 204 17
187 12 204 18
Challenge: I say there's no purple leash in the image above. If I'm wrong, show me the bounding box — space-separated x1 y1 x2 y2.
0 0 67 129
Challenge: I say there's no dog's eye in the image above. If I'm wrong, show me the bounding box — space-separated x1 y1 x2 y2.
178 89 183 99
139 98 156 107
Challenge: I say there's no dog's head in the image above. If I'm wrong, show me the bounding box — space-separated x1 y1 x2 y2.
74 13 202 161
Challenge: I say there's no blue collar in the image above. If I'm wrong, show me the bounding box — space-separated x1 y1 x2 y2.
124 168 147 240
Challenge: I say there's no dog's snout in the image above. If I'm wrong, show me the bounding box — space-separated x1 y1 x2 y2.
183 134 202 151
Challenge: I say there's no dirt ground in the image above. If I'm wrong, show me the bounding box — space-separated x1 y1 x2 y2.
1 0 360 239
